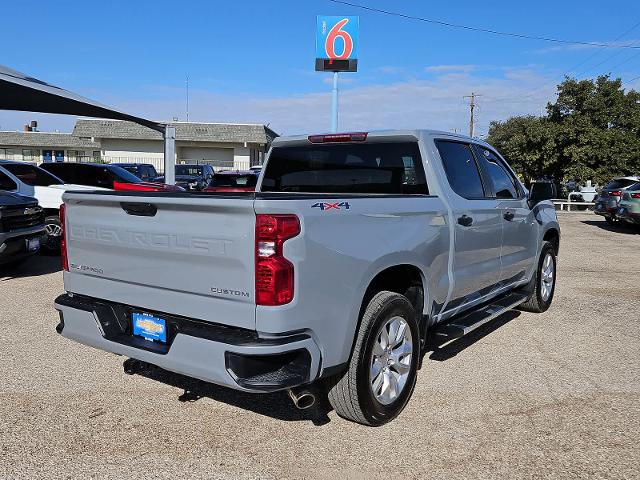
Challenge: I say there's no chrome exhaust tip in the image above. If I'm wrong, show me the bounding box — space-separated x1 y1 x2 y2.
288 386 316 410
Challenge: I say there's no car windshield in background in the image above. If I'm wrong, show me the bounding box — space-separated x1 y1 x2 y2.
2 163 63 186
211 174 258 187
261 142 428 194
119 165 139 175
176 166 203 176
605 179 637 189
110 166 142 183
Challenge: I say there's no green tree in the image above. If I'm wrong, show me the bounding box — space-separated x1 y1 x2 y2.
486 115 557 184
487 75 640 185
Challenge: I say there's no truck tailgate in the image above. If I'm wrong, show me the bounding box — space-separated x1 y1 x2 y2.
63 192 256 330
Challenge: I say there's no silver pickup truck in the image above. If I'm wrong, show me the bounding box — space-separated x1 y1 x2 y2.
55 130 560 426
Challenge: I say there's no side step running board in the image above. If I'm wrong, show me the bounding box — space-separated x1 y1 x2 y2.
433 292 528 341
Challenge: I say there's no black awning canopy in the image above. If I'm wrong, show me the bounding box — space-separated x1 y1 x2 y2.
0 65 164 132
0 64 176 183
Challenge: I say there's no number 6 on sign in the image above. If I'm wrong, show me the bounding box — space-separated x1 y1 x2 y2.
326 19 353 59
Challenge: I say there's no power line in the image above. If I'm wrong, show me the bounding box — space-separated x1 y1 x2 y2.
487 19 640 104
622 73 640 86
328 0 640 49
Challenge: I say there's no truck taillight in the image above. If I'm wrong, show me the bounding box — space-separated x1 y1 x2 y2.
255 214 300 306
60 203 68 271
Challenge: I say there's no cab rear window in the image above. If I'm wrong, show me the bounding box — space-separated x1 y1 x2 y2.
261 142 428 194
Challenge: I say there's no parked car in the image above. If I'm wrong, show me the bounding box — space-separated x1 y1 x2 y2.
0 191 45 267
529 180 558 205
55 130 559 426
203 170 259 192
616 182 640 225
0 161 100 253
40 162 145 189
112 163 158 182
154 164 215 191
594 176 640 224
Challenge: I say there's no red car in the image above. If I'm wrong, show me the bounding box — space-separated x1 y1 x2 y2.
203 170 259 193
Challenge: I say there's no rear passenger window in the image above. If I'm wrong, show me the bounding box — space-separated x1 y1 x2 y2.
262 142 428 194
435 141 485 199
478 147 519 199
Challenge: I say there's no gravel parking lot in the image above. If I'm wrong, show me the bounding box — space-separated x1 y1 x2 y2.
1 212 638 480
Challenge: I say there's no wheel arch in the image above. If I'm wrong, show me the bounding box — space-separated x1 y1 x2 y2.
543 227 560 254
343 263 428 368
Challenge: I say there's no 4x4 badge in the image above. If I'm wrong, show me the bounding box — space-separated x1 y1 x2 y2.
311 202 350 211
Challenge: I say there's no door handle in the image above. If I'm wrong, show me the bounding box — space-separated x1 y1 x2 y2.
457 215 473 227
503 211 515 221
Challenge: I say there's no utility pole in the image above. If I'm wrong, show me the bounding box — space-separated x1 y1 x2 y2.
463 92 482 137
186 75 189 122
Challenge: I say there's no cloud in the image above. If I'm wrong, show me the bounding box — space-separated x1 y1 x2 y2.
0 68 559 138
377 65 404 74
425 64 476 74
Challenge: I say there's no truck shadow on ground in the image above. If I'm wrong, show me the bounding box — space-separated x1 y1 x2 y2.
131 309 521 426
0 254 61 280
581 220 640 234
425 309 521 362
131 362 334 426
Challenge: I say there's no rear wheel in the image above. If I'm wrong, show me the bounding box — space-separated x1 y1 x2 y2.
605 216 617 225
326 291 420 426
520 242 557 313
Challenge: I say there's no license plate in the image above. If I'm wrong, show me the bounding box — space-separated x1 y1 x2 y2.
26 237 40 252
132 313 167 343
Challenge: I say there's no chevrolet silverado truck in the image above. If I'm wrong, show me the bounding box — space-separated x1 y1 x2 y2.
0 192 45 267
54 130 560 426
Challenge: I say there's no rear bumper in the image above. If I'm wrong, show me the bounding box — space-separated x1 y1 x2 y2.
54 293 322 392
594 200 619 216
616 207 640 224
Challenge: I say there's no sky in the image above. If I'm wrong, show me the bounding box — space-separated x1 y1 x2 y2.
2 0 640 137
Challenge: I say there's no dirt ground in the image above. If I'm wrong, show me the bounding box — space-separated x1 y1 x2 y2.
1 212 638 479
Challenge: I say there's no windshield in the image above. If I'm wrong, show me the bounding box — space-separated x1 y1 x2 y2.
119 165 139 175
109 166 142 183
176 165 203 176
605 179 637 190
2 163 63 186
628 182 640 191
211 174 258 188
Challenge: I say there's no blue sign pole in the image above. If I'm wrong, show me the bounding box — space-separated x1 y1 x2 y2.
332 72 339 132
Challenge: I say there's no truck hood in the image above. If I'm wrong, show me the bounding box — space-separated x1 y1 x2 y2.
48 184 110 192
0 191 38 207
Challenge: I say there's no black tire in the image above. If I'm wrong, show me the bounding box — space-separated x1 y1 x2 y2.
519 241 557 313
41 215 62 255
605 216 616 225
326 291 420 426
